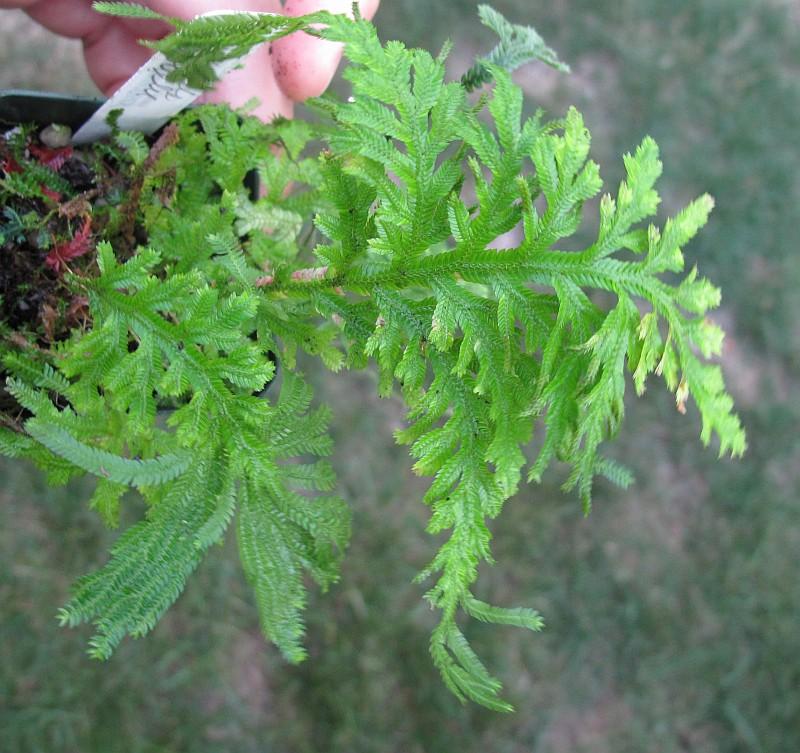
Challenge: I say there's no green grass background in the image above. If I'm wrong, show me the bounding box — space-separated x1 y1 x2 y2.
1 1 798 751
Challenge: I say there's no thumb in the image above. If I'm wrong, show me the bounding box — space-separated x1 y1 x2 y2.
272 0 379 102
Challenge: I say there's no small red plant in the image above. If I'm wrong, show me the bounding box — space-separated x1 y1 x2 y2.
0 152 22 175
29 143 73 171
45 216 93 275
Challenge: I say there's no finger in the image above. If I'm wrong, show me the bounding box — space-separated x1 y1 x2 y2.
144 0 272 16
199 44 295 122
22 0 167 93
22 0 109 39
83 20 156 94
272 0 379 102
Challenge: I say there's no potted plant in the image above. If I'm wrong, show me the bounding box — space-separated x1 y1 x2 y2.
0 2 745 711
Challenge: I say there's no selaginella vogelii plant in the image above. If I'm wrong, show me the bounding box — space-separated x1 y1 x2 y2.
0 2 745 711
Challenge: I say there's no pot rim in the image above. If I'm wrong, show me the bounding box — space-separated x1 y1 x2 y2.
0 89 105 130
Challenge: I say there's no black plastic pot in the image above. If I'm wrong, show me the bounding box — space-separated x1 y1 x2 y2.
1 90 274 414
0 90 104 131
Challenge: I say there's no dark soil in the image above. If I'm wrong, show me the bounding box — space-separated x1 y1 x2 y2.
58 156 97 192
0 236 57 332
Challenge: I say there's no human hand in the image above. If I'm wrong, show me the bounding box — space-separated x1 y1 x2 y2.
0 0 380 121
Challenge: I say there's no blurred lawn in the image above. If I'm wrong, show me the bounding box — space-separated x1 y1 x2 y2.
2 1 799 751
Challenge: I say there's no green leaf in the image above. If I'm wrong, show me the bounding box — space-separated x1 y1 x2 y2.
462 5 570 91
59 453 226 658
0 426 35 458
464 595 544 632
92 2 175 23
25 420 191 488
237 481 309 663
89 479 127 528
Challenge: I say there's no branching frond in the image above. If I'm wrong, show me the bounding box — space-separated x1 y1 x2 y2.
281 10 743 707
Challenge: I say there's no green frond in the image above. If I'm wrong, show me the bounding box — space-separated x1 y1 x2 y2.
193 465 237 550
443 624 512 712
281 460 338 493
89 479 127 529
294 8 744 707
237 481 309 663
462 5 570 92
59 452 227 658
3 353 71 395
92 2 175 23
0 426 35 458
5 378 64 419
114 130 149 167
95 4 313 90
464 595 545 631
25 420 191 487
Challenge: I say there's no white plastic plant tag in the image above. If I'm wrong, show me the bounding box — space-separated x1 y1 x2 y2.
73 11 277 145
72 56 240 144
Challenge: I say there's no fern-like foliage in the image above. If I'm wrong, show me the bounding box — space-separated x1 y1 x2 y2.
0 5 744 711
462 4 570 91
278 10 745 708
2 102 346 661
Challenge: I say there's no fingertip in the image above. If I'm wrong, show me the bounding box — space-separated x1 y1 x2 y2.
273 0 379 102
272 35 340 102
83 21 154 96
358 0 380 22
201 44 294 122
23 0 106 39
